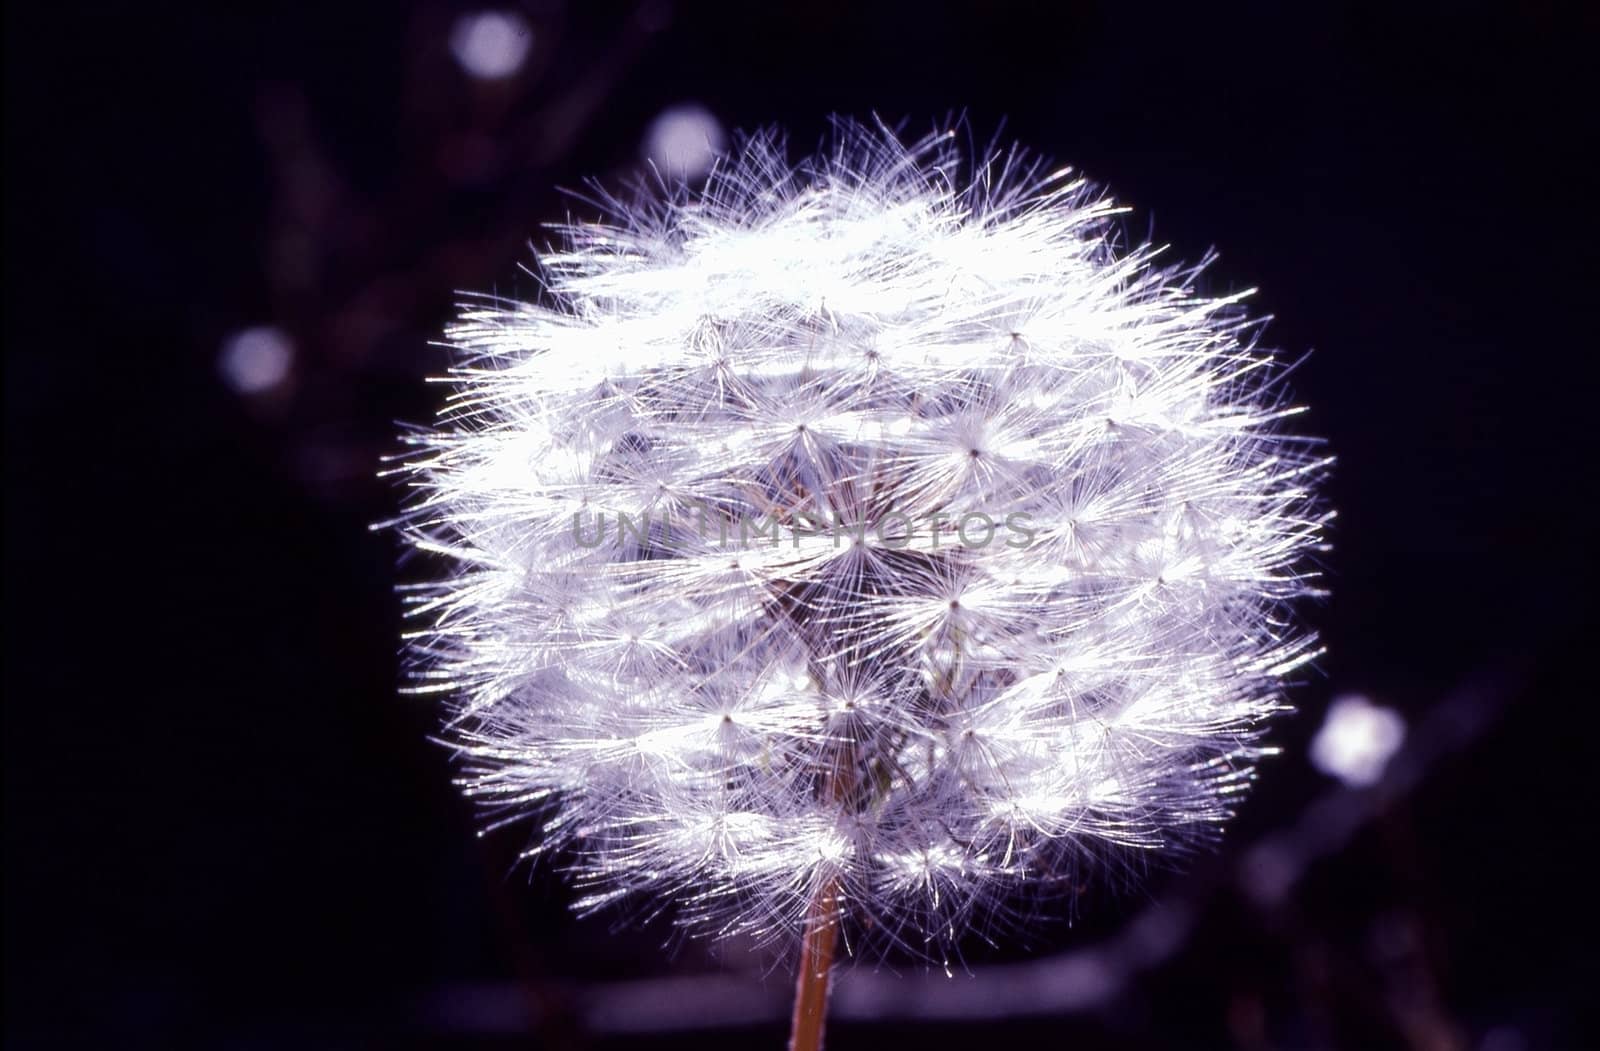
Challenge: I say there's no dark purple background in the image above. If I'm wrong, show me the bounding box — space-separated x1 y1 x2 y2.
4 1 1591 1047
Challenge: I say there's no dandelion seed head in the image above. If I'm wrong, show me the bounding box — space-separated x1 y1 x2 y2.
394 118 1329 963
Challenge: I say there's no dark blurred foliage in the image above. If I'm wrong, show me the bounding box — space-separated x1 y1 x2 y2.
3 1 1593 1048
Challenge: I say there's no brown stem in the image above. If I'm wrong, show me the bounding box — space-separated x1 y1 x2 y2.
785 640 861 1051
788 873 841 1051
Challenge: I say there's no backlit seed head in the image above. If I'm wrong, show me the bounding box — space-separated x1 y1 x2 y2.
392 118 1330 965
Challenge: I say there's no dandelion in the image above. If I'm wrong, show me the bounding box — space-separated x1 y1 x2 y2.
392 118 1328 1047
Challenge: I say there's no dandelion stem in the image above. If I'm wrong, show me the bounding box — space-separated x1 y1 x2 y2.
788 873 840 1051
791 734 853 1051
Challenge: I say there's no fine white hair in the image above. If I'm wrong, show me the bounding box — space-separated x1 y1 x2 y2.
394 118 1329 965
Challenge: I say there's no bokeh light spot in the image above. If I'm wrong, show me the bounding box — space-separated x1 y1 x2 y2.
644 104 725 181
449 11 533 80
1309 693 1406 788
219 326 294 395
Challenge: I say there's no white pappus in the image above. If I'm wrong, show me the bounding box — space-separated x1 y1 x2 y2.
392 119 1330 966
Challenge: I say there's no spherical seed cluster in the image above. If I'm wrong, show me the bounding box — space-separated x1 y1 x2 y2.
396 121 1328 962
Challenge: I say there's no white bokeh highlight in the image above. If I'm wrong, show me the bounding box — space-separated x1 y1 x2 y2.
449 11 533 80
219 326 294 395
644 104 726 181
1309 694 1406 788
